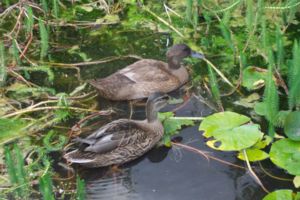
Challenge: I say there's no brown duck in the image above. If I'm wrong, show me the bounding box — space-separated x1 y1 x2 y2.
64 92 169 168
89 44 204 100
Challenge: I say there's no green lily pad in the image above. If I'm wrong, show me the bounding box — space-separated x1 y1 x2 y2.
270 139 300 175
238 149 269 161
200 112 263 151
284 111 300 141
206 124 263 151
242 66 267 90
263 190 293 200
199 111 250 138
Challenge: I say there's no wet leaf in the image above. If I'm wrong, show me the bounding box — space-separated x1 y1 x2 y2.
238 149 269 161
234 93 260 108
263 190 293 200
254 101 268 116
284 111 300 141
270 139 300 175
242 66 267 90
200 112 263 151
206 124 263 151
199 111 250 138
159 112 194 147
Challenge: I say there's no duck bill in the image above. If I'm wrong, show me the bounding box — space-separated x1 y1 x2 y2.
191 51 205 59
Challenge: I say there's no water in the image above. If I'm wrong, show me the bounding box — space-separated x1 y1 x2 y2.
68 96 269 200
51 28 294 200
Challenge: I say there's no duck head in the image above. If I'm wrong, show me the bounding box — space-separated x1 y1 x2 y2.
167 44 204 69
146 92 170 122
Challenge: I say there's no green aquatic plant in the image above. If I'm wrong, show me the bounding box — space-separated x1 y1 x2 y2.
199 111 263 151
288 40 300 110
4 144 29 199
43 130 67 152
263 189 300 200
275 25 284 70
245 0 253 32
76 176 86 200
12 39 21 65
254 50 279 137
39 172 55 200
52 0 59 18
207 64 222 111
25 6 34 35
0 118 28 144
40 0 49 13
0 41 6 86
38 18 49 60
158 112 195 147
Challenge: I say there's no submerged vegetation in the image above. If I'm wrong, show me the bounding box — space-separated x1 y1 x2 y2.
1 0 300 199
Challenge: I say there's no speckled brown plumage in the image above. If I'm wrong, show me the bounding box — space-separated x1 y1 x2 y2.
64 93 168 168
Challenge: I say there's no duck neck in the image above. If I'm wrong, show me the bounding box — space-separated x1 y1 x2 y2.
167 57 181 70
146 103 158 123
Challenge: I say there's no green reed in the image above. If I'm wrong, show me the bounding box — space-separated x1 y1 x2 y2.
4 144 29 199
52 0 59 18
264 50 279 136
288 40 300 110
12 39 21 65
38 18 49 60
207 65 222 111
0 41 6 86
76 176 86 200
39 172 55 200
25 6 34 35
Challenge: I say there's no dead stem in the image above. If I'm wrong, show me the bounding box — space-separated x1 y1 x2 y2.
171 142 245 169
242 150 269 193
39 55 143 67
258 161 293 182
3 106 101 118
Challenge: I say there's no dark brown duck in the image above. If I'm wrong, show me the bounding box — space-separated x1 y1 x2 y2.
89 44 204 100
64 92 169 168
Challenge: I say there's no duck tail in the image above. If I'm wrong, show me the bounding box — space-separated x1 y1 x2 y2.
63 150 95 164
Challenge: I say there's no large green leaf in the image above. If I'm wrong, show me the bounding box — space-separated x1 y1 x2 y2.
199 111 250 138
199 112 263 151
270 139 300 175
206 124 263 151
263 190 293 200
284 111 300 141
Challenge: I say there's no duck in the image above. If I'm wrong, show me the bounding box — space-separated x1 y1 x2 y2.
64 92 169 168
89 44 204 101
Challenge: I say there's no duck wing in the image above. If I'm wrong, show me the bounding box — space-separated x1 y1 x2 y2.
118 59 172 83
74 119 145 154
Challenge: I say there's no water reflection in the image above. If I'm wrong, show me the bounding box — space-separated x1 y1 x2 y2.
82 168 140 200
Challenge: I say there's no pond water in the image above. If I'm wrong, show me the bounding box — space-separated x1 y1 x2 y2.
70 96 291 200
52 28 294 200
